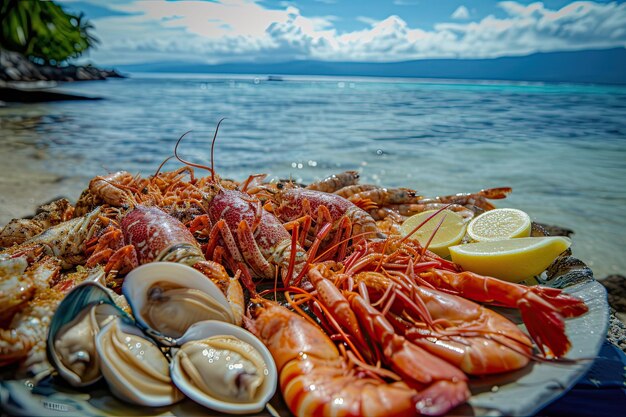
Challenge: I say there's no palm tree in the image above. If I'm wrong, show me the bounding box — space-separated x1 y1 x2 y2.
0 0 98 64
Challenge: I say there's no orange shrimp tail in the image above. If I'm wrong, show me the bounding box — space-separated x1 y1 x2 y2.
518 291 569 357
351 197 379 211
530 286 589 318
479 187 513 199
414 380 470 416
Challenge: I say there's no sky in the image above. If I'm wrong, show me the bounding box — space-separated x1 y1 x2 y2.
61 0 626 65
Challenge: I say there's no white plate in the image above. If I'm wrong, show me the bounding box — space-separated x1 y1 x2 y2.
468 278 608 416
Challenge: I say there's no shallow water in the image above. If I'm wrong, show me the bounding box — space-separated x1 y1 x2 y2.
1 74 625 278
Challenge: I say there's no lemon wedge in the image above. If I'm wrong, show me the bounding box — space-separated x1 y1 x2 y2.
467 208 532 242
449 236 571 282
400 210 468 257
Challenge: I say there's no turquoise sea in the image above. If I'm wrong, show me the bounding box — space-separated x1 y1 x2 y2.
1 74 625 278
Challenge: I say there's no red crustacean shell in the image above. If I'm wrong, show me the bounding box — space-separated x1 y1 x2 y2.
121 205 200 264
275 189 354 222
208 189 293 262
273 189 381 243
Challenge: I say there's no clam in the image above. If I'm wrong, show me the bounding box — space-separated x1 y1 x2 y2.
170 320 277 414
122 262 235 345
96 317 185 407
47 281 129 387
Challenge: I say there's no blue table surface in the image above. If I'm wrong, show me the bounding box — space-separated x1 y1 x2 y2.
538 341 626 417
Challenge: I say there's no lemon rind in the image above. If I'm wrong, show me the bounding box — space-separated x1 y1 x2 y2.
449 236 571 256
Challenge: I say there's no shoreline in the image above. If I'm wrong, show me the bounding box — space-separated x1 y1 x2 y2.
1 50 123 103
0 147 620 281
1 147 625 331
0 147 87 225
1 49 124 84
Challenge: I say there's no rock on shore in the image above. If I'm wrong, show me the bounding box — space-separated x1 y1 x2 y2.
602 275 626 315
0 49 123 82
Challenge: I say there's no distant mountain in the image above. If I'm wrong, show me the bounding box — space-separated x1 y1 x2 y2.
118 48 626 85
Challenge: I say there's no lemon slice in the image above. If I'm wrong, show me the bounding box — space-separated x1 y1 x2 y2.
449 236 571 282
400 210 468 257
467 208 531 241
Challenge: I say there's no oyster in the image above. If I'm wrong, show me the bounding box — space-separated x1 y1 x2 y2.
170 320 277 414
47 282 128 387
122 262 235 344
96 317 184 407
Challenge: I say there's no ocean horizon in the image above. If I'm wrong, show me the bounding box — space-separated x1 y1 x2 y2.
124 71 626 89
113 48 626 86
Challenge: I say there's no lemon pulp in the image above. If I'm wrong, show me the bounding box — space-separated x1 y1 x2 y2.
466 208 532 242
400 209 468 257
449 236 571 282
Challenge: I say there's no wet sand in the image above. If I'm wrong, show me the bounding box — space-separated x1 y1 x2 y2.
0 147 86 225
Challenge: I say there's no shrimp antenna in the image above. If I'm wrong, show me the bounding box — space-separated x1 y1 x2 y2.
153 155 175 178
210 117 227 183
174 130 215 176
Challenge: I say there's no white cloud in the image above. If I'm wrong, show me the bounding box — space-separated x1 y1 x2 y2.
436 1 626 57
356 16 379 26
451 5 470 20
84 1 626 65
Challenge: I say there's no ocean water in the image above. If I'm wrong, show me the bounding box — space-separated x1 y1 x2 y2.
1 73 625 278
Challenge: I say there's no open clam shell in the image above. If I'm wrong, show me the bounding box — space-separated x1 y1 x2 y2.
95 317 185 407
46 281 129 387
122 262 236 346
170 320 278 415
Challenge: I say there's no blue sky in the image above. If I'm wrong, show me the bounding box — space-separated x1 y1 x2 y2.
61 0 626 65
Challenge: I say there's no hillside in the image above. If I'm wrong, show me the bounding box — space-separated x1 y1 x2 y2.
119 48 626 85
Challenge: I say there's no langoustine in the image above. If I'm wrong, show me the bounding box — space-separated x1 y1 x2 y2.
191 188 308 287
268 188 382 262
245 297 469 417
349 270 533 375
344 236 588 358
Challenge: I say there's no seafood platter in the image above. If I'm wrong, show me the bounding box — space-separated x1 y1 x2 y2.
0 129 608 416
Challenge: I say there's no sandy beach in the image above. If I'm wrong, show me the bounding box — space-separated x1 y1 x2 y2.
0 145 87 225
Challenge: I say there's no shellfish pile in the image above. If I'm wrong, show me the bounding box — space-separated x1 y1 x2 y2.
0 131 590 416
47 263 276 414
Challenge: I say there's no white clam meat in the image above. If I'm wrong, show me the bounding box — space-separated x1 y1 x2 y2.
142 281 232 338
123 262 235 344
178 336 264 402
170 320 277 414
96 317 184 407
47 281 128 387
53 303 120 386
